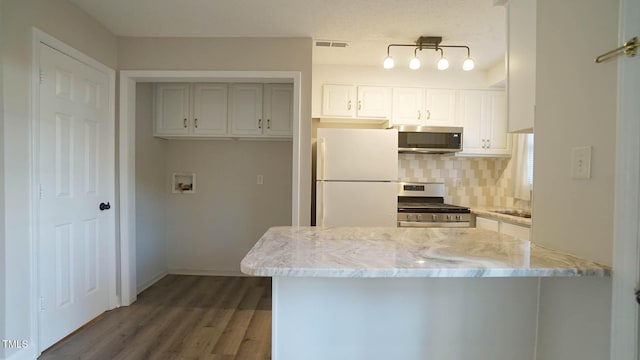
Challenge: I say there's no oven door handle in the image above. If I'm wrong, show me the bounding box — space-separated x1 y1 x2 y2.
397 221 470 228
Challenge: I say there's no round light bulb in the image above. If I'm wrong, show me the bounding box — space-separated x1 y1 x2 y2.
383 56 395 69
437 57 449 70
409 57 421 70
462 57 475 71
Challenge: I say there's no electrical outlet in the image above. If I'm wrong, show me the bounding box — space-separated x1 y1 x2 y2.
257 175 264 185
571 146 592 179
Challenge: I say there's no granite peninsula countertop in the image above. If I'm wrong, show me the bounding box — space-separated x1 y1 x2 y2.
241 226 610 278
472 208 532 227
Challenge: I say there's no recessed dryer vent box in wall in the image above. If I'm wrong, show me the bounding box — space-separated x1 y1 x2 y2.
172 172 196 194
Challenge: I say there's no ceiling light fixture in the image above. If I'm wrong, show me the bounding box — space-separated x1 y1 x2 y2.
436 49 449 70
409 49 421 70
383 36 474 71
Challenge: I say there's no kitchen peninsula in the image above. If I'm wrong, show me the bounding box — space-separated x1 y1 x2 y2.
241 226 610 360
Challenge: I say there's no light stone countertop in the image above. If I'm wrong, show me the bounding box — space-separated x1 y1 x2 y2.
473 208 533 227
241 226 610 278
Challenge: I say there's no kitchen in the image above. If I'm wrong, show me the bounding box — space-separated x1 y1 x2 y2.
1 0 631 359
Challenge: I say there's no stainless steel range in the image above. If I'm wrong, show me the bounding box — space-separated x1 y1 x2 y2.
397 182 471 227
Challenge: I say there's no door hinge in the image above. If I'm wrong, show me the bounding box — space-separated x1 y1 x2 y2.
39 296 45 311
39 69 44 84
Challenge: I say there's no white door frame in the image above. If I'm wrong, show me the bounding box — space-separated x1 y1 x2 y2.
118 70 302 305
30 28 118 354
610 0 640 357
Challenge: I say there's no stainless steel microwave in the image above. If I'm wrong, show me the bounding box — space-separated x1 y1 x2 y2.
394 125 463 154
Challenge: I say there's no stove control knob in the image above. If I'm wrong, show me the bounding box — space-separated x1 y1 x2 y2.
445 215 450 221
416 214 422 221
432 215 438 221
407 214 413 221
456 215 461 221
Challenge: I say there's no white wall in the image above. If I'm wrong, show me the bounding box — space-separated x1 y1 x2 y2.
533 0 617 266
0 0 117 357
118 36 313 226
533 0 618 358
135 83 169 292
312 64 493 117
165 140 292 275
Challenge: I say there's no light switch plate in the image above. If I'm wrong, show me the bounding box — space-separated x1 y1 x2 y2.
571 146 592 179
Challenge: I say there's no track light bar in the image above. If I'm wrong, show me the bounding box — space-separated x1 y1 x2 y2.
383 36 475 71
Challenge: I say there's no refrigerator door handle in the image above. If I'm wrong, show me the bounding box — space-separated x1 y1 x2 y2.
318 138 326 180
316 181 324 226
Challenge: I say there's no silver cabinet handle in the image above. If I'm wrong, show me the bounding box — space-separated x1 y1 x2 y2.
194 118 198 128
426 110 431 120
347 100 352 110
487 139 491 149
482 139 486 149
358 100 362 110
417 110 421 120
267 119 271 129
258 119 262 129
183 118 188 128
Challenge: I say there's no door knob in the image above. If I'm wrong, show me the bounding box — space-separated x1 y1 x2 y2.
99 202 111 211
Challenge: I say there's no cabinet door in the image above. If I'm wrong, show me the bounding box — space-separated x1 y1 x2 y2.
457 90 485 154
507 0 536 133
192 84 228 136
229 84 263 136
154 83 190 136
500 222 530 241
484 91 511 155
356 86 391 118
322 85 355 117
425 89 456 125
476 216 500 232
391 87 425 125
264 84 293 137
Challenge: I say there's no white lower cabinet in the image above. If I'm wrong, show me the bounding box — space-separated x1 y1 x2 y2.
457 90 511 157
475 215 530 241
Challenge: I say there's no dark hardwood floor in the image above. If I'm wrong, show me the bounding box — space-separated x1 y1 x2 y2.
39 275 272 360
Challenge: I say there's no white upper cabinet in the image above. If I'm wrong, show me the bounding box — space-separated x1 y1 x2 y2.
391 87 456 126
457 90 511 157
263 84 293 137
154 82 292 139
425 89 457 126
391 87 425 125
229 83 264 136
321 84 390 119
356 86 391 118
154 83 191 137
506 0 536 132
192 84 228 136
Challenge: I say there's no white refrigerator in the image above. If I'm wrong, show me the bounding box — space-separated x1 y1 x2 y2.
316 128 398 227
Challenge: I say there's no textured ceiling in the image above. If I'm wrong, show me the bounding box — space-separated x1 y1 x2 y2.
69 0 506 70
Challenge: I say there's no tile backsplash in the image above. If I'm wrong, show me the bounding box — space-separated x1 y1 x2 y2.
398 154 531 210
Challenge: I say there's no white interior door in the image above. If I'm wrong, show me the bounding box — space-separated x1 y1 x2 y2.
37 43 114 351
611 0 640 356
